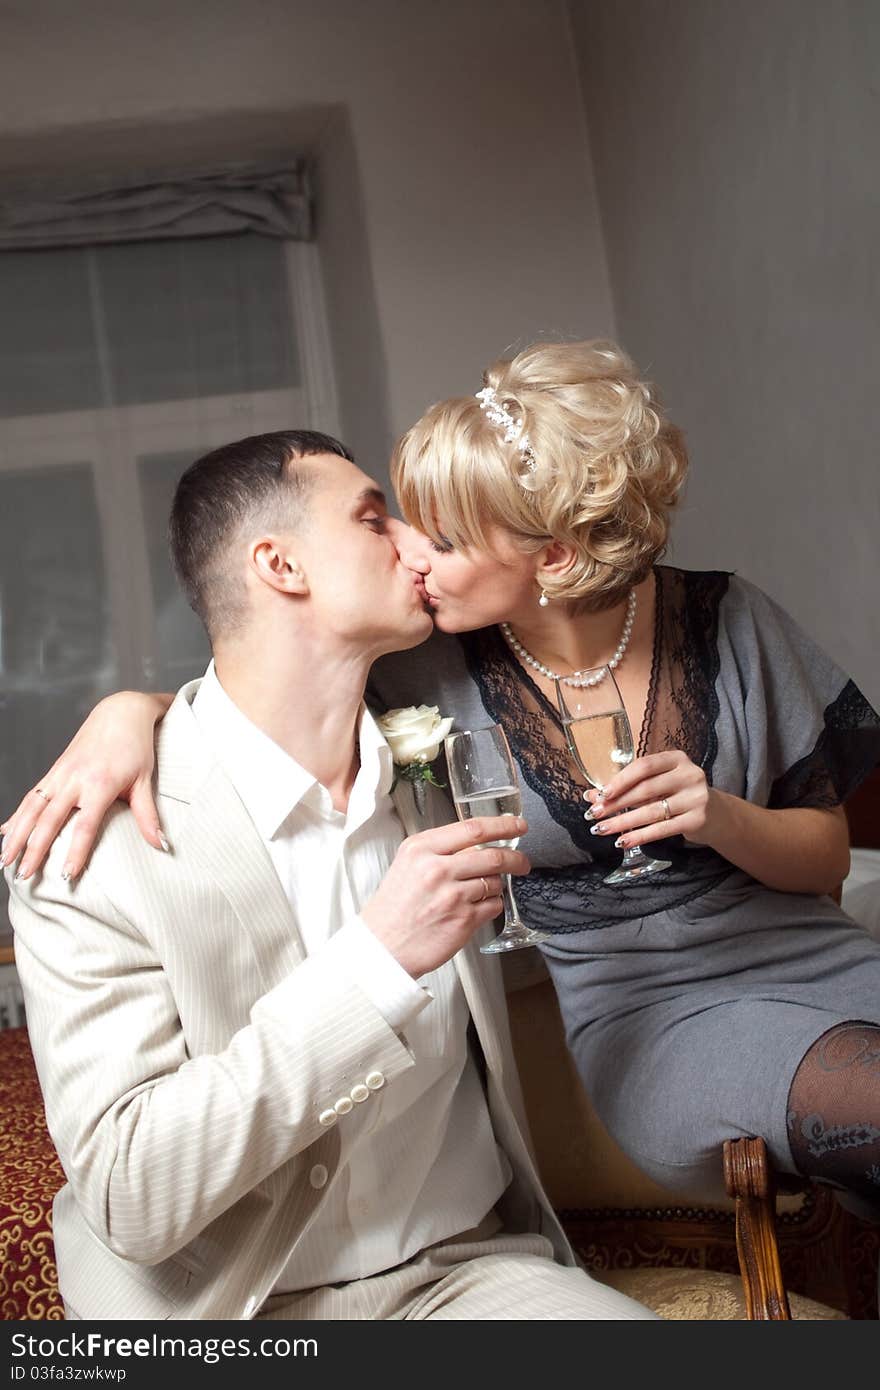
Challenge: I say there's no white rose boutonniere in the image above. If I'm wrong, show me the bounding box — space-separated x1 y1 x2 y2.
377 704 453 812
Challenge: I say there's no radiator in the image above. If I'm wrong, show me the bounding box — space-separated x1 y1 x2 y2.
0 964 26 1029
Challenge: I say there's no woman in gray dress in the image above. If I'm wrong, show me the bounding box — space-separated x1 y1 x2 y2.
6 339 880 1215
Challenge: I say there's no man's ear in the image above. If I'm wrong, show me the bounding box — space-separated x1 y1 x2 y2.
248 537 309 595
535 538 578 587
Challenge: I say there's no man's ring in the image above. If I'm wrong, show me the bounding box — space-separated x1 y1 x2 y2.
660 797 671 822
34 788 51 803
479 876 490 902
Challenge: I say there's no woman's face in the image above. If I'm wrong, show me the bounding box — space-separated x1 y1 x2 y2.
396 520 542 634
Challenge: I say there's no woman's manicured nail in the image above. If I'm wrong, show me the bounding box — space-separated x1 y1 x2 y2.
61 864 76 882
158 833 171 853
589 824 606 836
614 837 627 849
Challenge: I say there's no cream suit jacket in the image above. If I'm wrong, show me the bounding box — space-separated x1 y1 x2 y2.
9 682 575 1320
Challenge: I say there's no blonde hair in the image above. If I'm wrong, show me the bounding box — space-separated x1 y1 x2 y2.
392 339 688 612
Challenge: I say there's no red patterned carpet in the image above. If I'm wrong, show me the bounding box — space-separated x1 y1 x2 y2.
0 1027 64 1319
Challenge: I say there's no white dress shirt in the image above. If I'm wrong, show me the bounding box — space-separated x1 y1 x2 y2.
192 663 511 1290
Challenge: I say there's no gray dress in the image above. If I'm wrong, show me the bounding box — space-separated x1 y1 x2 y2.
369 568 880 1201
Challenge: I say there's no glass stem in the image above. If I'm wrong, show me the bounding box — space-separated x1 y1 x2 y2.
621 807 648 864
501 873 524 927
622 846 647 867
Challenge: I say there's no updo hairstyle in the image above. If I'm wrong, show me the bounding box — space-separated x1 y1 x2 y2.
391 339 688 612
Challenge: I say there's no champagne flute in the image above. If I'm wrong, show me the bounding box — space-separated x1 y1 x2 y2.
554 669 671 885
444 725 549 954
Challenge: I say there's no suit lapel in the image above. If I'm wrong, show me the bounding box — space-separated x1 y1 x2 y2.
158 691 307 991
184 766 307 988
453 934 507 1078
390 776 453 837
390 774 506 1075
390 779 421 837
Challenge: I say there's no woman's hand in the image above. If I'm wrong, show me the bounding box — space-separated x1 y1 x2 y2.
585 749 850 895
585 750 716 850
1 691 173 882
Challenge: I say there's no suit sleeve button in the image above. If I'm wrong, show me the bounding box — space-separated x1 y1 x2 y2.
350 1083 369 1103
365 1070 385 1090
318 1108 338 1127
334 1096 354 1115
309 1164 329 1189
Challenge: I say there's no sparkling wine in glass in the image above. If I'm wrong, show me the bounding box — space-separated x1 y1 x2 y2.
444 725 550 954
554 670 671 885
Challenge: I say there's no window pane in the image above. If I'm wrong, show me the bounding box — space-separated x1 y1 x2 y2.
101 234 300 405
0 250 103 416
137 452 211 690
0 464 112 681
0 463 117 937
0 234 300 418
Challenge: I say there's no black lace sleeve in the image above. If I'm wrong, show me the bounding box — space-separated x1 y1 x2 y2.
717 575 880 812
768 680 880 809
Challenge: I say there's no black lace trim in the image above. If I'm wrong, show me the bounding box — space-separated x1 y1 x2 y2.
458 624 599 857
513 856 736 932
634 568 728 771
636 570 664 758
768 680 880 810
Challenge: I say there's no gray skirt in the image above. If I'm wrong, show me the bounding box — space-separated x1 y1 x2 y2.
540 870 880 1202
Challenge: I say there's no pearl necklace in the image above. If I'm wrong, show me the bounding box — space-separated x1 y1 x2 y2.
500 589 637 688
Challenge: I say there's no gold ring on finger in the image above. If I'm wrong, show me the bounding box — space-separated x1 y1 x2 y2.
479 876 490 902
660 797 671 822
34 788 51 803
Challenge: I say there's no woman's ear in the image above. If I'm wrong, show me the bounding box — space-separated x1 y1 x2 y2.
535 538 578 587
249 537 309 595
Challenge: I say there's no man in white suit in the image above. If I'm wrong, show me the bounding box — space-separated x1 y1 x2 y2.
7 430 653 1321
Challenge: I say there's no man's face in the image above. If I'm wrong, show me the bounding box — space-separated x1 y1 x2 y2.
291 453 433 655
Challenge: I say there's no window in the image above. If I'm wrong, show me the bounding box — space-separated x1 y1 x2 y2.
0 231 339 937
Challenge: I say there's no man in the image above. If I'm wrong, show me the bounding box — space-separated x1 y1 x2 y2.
7 430 653 1320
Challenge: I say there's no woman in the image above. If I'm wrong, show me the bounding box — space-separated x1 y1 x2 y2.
5 339 880 1214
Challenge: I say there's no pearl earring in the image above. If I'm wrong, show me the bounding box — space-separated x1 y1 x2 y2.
538 590 550 608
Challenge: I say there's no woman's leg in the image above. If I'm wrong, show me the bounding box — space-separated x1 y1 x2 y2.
786 1022 880 1211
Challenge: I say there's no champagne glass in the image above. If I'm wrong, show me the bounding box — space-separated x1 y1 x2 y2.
554 669 671 885
444 725 550 954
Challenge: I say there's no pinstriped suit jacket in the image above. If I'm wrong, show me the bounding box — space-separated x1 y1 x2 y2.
8 682 574 1320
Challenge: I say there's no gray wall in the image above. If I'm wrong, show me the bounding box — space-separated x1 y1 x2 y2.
571 0 879 701
0 0 615 492
2 0 875 697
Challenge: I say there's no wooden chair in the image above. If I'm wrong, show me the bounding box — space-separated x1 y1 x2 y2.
506 965 879 1320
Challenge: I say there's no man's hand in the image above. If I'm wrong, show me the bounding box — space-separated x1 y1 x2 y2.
361 815 530 976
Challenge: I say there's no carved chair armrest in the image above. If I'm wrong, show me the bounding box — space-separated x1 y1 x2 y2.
723 1135 792 1319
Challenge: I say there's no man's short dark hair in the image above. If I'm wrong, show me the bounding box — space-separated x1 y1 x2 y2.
169 429 354 640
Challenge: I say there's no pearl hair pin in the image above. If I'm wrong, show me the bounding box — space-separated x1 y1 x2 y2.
475 386 538 476
500 589 637 688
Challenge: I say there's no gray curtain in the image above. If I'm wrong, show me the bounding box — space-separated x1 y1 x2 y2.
0 161 312 249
